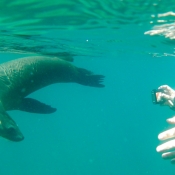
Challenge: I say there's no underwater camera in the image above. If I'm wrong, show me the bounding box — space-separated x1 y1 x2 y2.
151 89 165 104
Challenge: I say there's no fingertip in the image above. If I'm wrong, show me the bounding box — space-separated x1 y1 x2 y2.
156 145 162 152
167 116 175 124
158 133 164 140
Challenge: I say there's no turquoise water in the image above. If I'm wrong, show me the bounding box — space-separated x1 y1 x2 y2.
1 0 175 174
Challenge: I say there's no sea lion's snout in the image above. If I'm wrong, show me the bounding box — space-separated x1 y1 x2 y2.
0 111 24 142
0 124 24 142
6 125 24 142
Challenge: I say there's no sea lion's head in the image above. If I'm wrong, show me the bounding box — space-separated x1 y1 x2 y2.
0 111 24 142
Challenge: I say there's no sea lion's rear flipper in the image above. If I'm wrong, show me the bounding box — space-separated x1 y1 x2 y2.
18 98 57 114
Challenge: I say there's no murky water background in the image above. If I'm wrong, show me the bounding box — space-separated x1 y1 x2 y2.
1 0 175 174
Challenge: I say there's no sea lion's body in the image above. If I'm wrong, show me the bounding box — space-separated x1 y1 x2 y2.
0 57 94 110
0 56 104 141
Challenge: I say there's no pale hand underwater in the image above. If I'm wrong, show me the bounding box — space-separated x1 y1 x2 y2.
156 85 175 164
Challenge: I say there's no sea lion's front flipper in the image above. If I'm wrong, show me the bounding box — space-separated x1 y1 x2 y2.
18 98 57 114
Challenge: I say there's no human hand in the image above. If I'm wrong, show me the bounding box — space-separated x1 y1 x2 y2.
156 116 175 164
156 85 175 108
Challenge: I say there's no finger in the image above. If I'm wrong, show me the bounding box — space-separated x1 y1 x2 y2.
160 94 174 106
159 99 174 107
156 139 175 152
156 92 162 102
160 101 169 106
157 93 173 106
156 92 168 103
167 116 175 124
158 85 169 92
162 151 175 159
167 100 174 107
161 93 172 100
158 85 174 94
158 127 175 141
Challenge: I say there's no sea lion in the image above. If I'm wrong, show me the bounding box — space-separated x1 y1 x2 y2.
0 56 104 142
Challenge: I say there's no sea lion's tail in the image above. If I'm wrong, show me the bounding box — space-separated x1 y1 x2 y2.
76 68 105 87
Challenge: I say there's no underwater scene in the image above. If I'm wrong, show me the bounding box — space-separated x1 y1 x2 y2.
1 0 175 174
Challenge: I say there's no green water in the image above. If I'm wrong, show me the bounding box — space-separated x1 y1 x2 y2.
0 0 175 174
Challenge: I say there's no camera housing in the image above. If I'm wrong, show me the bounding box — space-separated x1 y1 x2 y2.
151 89 165 104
